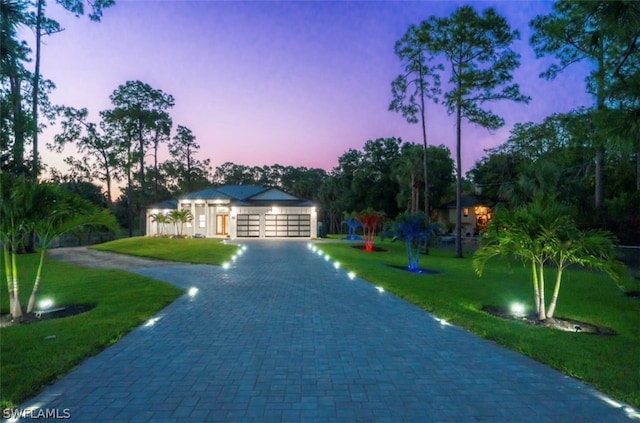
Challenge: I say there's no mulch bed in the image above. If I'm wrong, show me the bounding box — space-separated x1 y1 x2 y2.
482 305 616 335
350 245 388 252
388 265 440 275
0 304 95 328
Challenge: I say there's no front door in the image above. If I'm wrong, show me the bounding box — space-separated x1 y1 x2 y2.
216 214 229 236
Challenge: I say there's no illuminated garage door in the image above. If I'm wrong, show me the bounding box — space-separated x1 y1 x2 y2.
236 214 260 237
265 214 311 237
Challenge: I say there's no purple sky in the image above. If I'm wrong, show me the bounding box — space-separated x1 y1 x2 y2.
35 0 593 178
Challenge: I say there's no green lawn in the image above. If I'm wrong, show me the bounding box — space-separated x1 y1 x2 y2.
1 253 182 408
317 239 640 408
92 236 239 264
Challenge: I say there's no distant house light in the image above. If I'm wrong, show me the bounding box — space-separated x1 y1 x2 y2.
463 208 469 217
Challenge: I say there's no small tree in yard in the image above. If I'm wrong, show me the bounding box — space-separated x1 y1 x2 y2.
355 209 384 252
473 197 621 321
342 211 362 240
150 212 169 236
169 209 192 238
1 176 118 320
384 213 438 272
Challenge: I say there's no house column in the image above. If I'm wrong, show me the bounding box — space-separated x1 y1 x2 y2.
190 202 196 237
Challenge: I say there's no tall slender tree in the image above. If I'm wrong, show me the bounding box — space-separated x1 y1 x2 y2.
419 6 530 257
390 25 441 218
28 0 114 178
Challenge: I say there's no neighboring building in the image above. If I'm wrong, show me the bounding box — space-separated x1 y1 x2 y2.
145 185 318 239
436 195 492 237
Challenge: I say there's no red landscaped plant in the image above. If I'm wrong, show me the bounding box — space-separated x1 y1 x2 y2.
355 209 384 252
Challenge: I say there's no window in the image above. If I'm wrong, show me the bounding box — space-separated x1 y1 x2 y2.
463 208 469 217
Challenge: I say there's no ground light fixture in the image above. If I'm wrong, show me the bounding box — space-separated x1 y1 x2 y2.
188 287 199 297
333 261 340 269
376 286 385 293
38 298 53 310
348 272 356 280
222 262 231 269
143 316 162 327
510 302 526 317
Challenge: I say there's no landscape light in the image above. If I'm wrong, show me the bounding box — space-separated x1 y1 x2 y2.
317 250 323 256
348 272 356 280
376 286 385 293
222 262 231 269
324 254 330 261
144 316 162 327
188 287 199 297
510 302 526 316
38 298 53 310
333 262 340 269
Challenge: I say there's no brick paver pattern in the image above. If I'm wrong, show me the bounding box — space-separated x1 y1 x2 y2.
14 241 636 422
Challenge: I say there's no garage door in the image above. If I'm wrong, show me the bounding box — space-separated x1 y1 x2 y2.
236 214 260 237
265 214 311 237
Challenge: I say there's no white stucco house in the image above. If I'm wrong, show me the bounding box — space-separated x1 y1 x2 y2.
145 185 318 239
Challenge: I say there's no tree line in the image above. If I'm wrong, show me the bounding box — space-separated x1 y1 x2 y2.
2 0 638 247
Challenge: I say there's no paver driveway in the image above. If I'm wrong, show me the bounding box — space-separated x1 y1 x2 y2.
12 240 637 422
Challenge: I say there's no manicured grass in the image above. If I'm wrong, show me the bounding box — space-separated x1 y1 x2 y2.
1 253 182 407
92 237 239 264
317 240 640 408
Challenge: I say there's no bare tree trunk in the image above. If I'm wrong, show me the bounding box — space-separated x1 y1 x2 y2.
11 253 22 319
537 262 546 320
31 0 43 179
455 102 463 258
636 140 640 192
546 268 564 319
532 261 540 315
9 68 25 173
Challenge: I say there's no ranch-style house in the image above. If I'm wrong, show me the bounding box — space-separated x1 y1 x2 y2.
145 185 318 239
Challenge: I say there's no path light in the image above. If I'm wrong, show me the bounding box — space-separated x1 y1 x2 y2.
376 286 385 293
188 287 199 297
510 302 526 317
222 262 231 269
348 272 356 280
324 254 330 261
317 250 323 256
144 316 162 327
333 261 341 269
433 316 451 327
307 243 313 250
242 246 247 251
38 298 53 310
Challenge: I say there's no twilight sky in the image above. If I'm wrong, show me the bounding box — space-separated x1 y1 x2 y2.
34 0 593 177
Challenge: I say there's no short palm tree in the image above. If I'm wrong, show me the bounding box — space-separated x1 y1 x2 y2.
150 212 169 236
473 197 620 321
168 209 193 237
384 212 438 271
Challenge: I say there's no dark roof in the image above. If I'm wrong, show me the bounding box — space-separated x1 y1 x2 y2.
217 185 267 200
146 199 178 210
175 185 317 206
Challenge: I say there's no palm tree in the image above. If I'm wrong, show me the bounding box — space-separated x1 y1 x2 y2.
168 209 192 237
545 225 620 318
384 213 438 271
355 209 384 252
473 197 620 321
150 212 169 236
26 185 118 313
